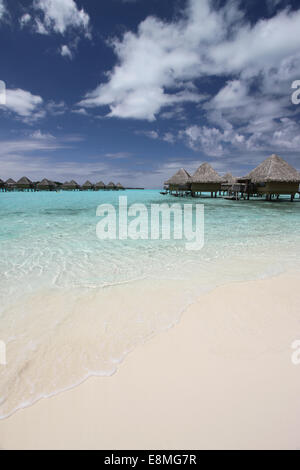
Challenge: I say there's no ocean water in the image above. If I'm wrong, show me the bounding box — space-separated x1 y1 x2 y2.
0 190 300 418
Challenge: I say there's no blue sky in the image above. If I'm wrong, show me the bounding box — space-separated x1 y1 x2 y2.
0 0 300 188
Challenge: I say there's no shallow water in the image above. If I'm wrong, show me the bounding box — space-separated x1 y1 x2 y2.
0 190 300 417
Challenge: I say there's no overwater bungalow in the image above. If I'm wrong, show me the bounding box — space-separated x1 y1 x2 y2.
82 181 94 191
166 168 191 195
107 182 116 190
70 180 81 190
5 178 16 191
221 173 238 195
36 179 57 191
61 181 70 190
222 173 237 184
95 181 106 191
191 163 223 197
16 177 33 191
116 183 125 190
246 154 300 201
0 179 4 191
61 181 79 191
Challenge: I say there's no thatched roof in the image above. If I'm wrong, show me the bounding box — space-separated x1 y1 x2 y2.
246 154 300 183
37 178 56 188
222 172 237 183
17 176 32 186
5 178 16 186
116 182 124 189
192 163 223 183
0 178 4 185
167 168 191 186
82 180 94 188
61 181 78 189
95 181 105 189
68 181 79 188
107 182 116 188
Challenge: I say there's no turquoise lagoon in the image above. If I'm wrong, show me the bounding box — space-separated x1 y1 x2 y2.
0 190 300 417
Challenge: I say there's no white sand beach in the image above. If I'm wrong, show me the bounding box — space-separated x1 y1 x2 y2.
0 272 300 450
2 0 300 453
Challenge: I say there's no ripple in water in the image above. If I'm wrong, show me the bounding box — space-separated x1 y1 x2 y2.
0 191 300 417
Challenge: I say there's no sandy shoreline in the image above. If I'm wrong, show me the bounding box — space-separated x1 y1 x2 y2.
0 272 300 450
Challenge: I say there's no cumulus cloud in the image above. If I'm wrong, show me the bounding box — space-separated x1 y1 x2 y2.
46 100 67 116
30 130 55 140
34 17 48 35
79 0 300 143
60 44 73 59
72 107 89 116
0 0 6 21
79 0 222 120
180 111 300 157
17 0 91 57
0 88 68 123
180 125 246 157
32 0 91 37
20 13 32 28
162 132 176 144
1 88 44 121
136 130 159 140
189 73 300 156
136 129 176 145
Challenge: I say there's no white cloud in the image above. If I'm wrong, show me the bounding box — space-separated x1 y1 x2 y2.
1 88 44 121
104 152 132 159
136 130 159 140
32 0 91 37
20 13 32 27
34 17 48 35
0 133 93 182
181 126 227 157
137 129 176 144
30 130 55 140
0 88 67 123
180 111 300 157
0 135 135 184
0 134 61 156
244 117 300 152
0 0 6 22
79 0 217 120
60 44 73 59
79 0 300 129
209 8 300 78
163 132 176 144
72 107 89 116
210 80 251 110
46 100 67 116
